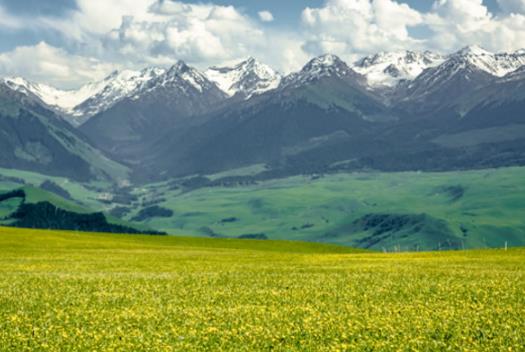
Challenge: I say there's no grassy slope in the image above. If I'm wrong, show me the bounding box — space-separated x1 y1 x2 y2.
1 166 524 250
0 167 110 211
0 185 152 232
131 167 525 249
0 227 523 351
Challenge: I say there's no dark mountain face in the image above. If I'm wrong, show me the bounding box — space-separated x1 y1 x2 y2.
393 59 496 116
80 62 228 164
139 101 377 180
133 55 394 181
0 84 128 182
105 53 525 183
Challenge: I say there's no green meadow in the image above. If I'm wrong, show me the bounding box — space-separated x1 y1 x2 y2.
130 167 525 250
1 166 525 250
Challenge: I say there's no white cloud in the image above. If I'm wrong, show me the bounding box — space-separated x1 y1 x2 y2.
103 1 304 72
258 10 274 22
0 42 117 89
40 0 158 40
300 0 525 60
105 2 263 64
425 0 525 52
301 0 423 61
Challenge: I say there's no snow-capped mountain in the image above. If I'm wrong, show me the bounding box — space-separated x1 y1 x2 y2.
281 54 365 90
392 45 525 113
205 58 281 99
3 69 166 126
352 51 445 87
79 61 228 164
2 77 93 113
4 46 525 127
448 45 525 77
142 61 219 95
71 68 165 125
411 46 525 93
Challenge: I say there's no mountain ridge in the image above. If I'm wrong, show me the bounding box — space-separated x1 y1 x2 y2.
4 46 525 126
1 47 525 183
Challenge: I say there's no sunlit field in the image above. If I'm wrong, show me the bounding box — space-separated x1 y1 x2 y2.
0 227 523 351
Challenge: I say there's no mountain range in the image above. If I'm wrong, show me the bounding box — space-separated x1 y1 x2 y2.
1 45 525 184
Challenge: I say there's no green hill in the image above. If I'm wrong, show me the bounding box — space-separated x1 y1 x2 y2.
124 166 525 251
1 166 524 251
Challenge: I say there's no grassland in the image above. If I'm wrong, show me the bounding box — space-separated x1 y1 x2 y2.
1 166 525 250
131 167 525 250
0 227 523 351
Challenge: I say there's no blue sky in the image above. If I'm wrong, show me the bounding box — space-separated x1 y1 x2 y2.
0 0 523 88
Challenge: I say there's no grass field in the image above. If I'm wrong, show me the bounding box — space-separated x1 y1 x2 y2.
131 167 525 250
0 227 524 351
1 166 525 250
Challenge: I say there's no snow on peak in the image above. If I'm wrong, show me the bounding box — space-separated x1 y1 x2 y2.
159 61 212 93
456 45 492 56
306 54 346 70
205 57 281 98
168 60 191 74
352 50 445 87
300 54 350 78
278 54 360 90
2 76 96 110
70 67 166 124
3 68 167 126
449 46 525 77
311 54 339 66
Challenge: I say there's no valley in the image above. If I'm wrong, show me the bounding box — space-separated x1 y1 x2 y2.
1 166 524 251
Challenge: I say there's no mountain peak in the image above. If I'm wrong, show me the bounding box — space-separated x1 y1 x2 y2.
205 57 281 98
279 54 361 90
446 45 525 77
243 57 257 65
352 50 444 87
300 54 349 76
455 45 492 56
168 61 191 74
307 54 345 68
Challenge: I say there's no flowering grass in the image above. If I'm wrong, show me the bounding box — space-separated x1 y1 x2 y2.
0 227 523 351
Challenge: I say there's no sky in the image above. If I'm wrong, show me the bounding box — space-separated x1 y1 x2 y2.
0 0 524 89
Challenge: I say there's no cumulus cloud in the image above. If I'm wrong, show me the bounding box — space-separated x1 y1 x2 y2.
425 0 525 52
300 0 525 59
103 1 304 72
301 0 424 61
104 2 264 65
0 42 117 89
258 10 274 22
41 0 158 40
